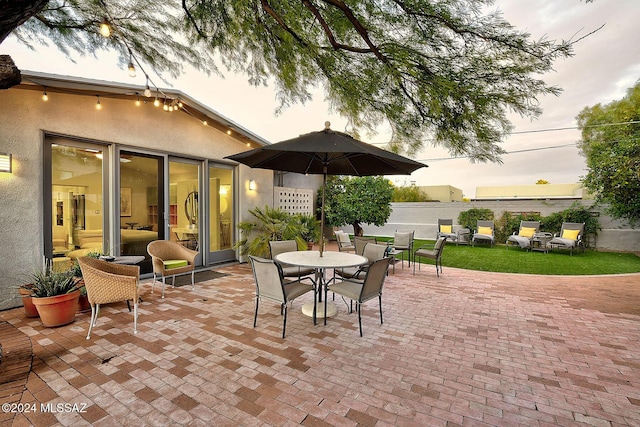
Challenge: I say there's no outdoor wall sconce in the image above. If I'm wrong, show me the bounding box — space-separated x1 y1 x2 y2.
248 180 256 191
0 153 12 173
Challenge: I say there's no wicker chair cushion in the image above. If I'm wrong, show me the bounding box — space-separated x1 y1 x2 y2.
164 259 188 269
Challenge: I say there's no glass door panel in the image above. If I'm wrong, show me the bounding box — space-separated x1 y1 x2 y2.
209 165 234 262
119 151 162 274
169 160 200 252
50 142 104 271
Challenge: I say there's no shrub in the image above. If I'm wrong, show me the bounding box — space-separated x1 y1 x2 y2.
495 211 542 243
458 208 494 231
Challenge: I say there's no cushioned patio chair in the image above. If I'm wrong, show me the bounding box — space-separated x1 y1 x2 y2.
472 220 495 247
77 256 139 339
414 236 447 277
147 240 198 298
269 240 315 284
546 222 585 255
334 230 355 252
249 256 314 338
325 257 391 336
506 220 540 251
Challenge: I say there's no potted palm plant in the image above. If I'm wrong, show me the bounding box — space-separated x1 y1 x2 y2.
297 214 321 250
28 259 81 327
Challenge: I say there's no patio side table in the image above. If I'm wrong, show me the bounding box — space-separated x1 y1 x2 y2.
531 232 553 253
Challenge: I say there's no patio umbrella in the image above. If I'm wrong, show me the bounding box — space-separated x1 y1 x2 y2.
225 122 427 256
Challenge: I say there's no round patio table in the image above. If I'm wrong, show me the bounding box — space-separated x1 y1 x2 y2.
275 251 367 324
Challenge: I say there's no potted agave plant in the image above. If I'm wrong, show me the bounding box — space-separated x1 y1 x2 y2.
18 283 39 318
28 259 81 327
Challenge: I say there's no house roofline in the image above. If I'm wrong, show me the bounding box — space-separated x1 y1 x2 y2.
17 70 271 148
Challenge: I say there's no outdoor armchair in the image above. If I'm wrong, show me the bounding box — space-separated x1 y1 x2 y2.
546 222 585 255
325 257 391 336
414 236 447 277
147 240 198 298
269 240 315 284
354 236 377 256
249 256 314 338
472 220 495 247
77 256 139 339
334 230 355 252
506 221 540 251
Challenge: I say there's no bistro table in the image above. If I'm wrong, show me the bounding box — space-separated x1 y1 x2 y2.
274 250 368 325
100 255 145 265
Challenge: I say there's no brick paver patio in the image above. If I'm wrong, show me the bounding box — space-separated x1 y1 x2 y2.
1 250 639 426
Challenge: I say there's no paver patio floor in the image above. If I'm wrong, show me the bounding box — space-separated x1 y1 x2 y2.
1 250 639 426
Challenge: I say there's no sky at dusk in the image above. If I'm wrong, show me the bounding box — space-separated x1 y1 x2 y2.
3 0 639 197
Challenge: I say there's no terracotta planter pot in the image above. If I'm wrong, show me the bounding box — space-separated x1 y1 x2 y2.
32 289 81 327
19 287 39 318
76 281 91 313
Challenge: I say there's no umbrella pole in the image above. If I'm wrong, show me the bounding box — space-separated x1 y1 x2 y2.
320 169 327 257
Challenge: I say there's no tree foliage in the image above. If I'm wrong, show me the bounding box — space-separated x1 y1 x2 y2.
322 175 393 236
1 0 584 160
391 184 430 202
577 81 640 223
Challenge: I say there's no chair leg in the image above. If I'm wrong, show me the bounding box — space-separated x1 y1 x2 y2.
86 304 97 339
379 295 383 325
282 304 288 338
161 276 166 298
151 273 157 293
358 303 363 337
253 297 259 328
191 270 195 290
133 301 138 334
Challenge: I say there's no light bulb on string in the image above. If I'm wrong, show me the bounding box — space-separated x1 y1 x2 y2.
153 95 160 107
95 96 102 110
99 18 111 37
42 90 48 101
135 95 141 106
127 60 136 78
144 76 151 97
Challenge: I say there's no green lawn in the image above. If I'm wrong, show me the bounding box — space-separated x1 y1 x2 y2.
375 237 640 275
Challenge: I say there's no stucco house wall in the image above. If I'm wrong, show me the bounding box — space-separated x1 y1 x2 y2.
0 76 275 311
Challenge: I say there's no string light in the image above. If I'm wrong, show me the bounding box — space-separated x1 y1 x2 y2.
42 90 48 101
144 75 151 97
127 60 136 78
153 95 160 107
95 96 102 110
135 95 141 106
99 18 111 37
227 129 232 135
203 120 208 126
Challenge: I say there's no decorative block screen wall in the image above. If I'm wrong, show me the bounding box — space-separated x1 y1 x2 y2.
274 187 314 216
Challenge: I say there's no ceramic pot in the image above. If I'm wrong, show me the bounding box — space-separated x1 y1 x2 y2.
32 289 81 327
19 286 39 318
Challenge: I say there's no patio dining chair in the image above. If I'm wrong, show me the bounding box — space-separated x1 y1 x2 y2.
354 236 377 256
249 256 314 338
388 230 415 268
334 242 388 282
269 240 315 284
325 257 391 336
414 236 447 277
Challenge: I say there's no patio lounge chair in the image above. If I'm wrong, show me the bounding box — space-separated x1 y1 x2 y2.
506 220 540 251
472 220 495 247
546 222 585 255
414 236 447 277
437 219 470 245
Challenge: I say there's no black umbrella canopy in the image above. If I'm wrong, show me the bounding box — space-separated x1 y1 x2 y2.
225 122 427 256
225 122 426 176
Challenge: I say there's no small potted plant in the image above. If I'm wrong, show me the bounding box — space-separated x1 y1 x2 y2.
28 259 81 327
18 283 39 318
297 214 321 250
